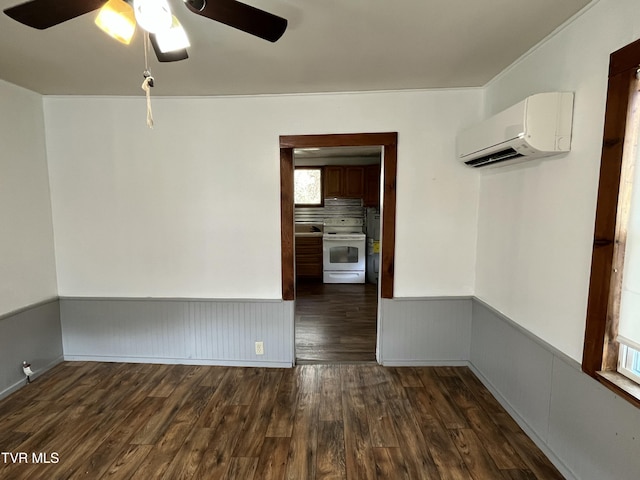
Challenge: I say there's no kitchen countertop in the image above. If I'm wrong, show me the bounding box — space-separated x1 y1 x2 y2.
295 223 323 237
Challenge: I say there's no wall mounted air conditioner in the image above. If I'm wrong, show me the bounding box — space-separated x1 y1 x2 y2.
456 92 574 168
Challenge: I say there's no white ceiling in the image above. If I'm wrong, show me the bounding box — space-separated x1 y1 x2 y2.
0 0 591 96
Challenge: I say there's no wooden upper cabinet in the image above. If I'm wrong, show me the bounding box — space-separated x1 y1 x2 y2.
343 167 365 197
364 164 381 207
324 166 343 198
323 166 365 199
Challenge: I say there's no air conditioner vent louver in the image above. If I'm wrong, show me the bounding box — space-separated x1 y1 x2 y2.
456 92 574 168
464 148 524 167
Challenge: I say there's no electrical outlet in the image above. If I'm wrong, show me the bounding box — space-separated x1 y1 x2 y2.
255 341 264 355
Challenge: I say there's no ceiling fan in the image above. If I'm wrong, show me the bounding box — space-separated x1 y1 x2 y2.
3 0 288 62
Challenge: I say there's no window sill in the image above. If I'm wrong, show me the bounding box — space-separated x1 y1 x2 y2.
596 370 640 408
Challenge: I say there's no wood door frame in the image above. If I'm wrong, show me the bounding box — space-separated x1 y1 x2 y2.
582 38 640 407
280 132 398 300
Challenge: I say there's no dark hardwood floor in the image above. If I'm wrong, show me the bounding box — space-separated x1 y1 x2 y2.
0 362 564 479
295 282 378 363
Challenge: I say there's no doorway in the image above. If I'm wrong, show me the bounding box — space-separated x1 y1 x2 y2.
279 133 398 364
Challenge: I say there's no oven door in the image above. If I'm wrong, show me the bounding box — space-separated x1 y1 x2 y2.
322 234 365 272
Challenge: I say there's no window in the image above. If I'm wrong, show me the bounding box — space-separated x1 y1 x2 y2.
294 168 322 206
583 38 640 407
620 345 640 384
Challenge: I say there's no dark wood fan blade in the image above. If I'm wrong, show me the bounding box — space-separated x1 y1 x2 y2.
149 34 189 63
3 0 107 30
184 0 287 43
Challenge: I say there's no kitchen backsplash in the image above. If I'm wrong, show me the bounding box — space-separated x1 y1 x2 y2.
295 198 364 223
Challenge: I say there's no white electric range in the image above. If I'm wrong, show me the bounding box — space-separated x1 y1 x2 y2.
322 217 366 283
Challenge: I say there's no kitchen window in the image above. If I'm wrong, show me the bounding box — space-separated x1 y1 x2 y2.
583 37 640 407
294 168 322 206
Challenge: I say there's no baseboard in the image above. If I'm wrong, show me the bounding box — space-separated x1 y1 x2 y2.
63 355 292 368
381 360 470 367
0 355 64 401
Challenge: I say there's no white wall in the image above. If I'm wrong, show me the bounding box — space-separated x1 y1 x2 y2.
0 80 57 315
476 0 640 361
43 89 482 299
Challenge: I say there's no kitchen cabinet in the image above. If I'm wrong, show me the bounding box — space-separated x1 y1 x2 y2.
295 236 323 281
343 166 365 197
323 166 365 199
322 165 380 206
364 164 381 207
324 166 343 197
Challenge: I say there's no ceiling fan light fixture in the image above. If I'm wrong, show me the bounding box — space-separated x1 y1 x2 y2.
133 0 173 34
95 0 136 45
155 16 190 53
184 0 206 12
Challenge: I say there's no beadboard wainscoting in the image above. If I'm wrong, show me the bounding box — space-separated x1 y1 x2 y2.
0 299 63 400
60 298 295 367
470 298 640 480
379 297 472 366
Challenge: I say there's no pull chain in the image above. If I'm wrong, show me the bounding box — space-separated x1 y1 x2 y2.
141 32 154 128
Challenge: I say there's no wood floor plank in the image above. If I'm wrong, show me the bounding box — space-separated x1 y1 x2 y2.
130 366 209 445
382 371 442 480
128 422 192 479
493 413 564 480
455 367 506 416
191 406 248 480
0 362 564 480
112 364 175 411
226 368 264 406
316 420 347 480
341 366 376 480
194 369 238 428
449 428 505 480
173 385 218 427
252 436 291 480
8 405 88 458
5 400 62 434
66 397 166 480
224 457 258 480
232 369 283 457
392 367 424 387
285 366 320 480
160 427 213 480
360 366 399 448
439 374 478 411
198 366 229 388
372 447 410 480
265 368 298 437
404 387 471 480
148 364 193 398
414 367 468 430
0 429 29 452
21 408 131 480
36 362 102 403
318 364 343 422
503 469 538 480
100 444 153 480
463 406 527 470
434 366 463 378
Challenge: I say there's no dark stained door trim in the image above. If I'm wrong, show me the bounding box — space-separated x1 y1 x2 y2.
583 38 640 376
280 132 398 300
